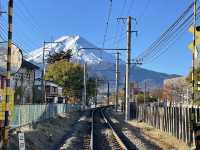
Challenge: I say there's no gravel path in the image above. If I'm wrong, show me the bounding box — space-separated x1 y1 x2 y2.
59 110 91 150
109 110 162 150
93 109 112 150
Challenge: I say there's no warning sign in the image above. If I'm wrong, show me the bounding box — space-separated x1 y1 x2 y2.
18 132 25 150
0 88 14 121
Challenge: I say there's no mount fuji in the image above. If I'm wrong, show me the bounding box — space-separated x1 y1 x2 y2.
27 35 179 88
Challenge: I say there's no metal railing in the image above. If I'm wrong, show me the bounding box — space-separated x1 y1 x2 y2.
10 103 81 128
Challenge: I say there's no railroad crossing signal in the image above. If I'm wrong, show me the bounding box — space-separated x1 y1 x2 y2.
188 26 200 58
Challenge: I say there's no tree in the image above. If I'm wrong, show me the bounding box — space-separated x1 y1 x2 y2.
186 66 200 104
45 60 99 104
47 50 72 64
45 60 83 101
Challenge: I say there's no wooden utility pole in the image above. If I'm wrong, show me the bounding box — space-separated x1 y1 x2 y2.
3 0 13 149
115 52 120 111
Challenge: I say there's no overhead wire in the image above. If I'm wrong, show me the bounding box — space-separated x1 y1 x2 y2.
126 0 135 15
137 0 151 22
18 0 49 39
135 2 194 63
138 2 193 59
143 9 193 61
148 11 198 63
0 17 35 58
102 0 113 49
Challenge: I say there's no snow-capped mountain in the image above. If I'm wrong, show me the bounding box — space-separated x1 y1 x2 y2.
27 35 115 66
27 35 179 88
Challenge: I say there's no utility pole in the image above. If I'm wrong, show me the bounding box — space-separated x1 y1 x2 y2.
95 78 98 107
125 16 132 121
192 0 197 104
144 80 147 105
42 41 46 103
123 75 126 113
83 63 87 109
3 0 13 149
115 52 120 111
191 1 197 148
107 80 110 106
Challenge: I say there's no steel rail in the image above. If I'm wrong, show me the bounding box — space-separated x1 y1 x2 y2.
101 108 128 150
90 107 128 150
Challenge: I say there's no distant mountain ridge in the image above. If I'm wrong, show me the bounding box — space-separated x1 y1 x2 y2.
27 35 180 88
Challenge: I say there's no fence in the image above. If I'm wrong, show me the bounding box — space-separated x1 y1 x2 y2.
10 104 82 128
134 104 200 146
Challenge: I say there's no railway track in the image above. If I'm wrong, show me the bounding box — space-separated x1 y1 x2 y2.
90 107 128 150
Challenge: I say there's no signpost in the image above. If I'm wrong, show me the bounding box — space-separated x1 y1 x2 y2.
18 132 25 150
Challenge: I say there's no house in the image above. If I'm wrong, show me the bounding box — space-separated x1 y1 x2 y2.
0 59 39 104
163 77 190 104
35 79 65 103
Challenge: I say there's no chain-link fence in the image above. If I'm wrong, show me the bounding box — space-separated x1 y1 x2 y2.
10 104 82 128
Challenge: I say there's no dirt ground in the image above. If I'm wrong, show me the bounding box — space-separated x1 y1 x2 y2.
9 111 83 150
110 110 190 150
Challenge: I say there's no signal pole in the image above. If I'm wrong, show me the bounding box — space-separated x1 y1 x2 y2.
115 52 120 111
3 0 13 149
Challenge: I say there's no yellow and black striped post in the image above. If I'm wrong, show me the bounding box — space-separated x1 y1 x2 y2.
2 0 13 149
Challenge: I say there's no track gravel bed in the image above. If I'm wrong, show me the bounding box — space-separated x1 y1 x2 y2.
109 109 162 150
59 110 92 150
93 109 113 150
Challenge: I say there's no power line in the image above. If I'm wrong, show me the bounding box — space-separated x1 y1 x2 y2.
126 0 135 15
148 11 197 63
138 0 151 22
135 2 194 63
120 0 128 16
102 0 113 49
139 2 193 58
18 0 49 39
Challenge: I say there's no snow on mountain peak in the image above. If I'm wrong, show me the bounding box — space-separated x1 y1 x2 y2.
27 35 115 66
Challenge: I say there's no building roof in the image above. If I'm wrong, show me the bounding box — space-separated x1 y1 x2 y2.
21 59 39 70
35 79 63 89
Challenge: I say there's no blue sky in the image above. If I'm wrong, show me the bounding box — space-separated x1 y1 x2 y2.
0 0 195 75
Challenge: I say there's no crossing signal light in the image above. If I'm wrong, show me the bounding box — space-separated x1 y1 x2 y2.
188 26 200 58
